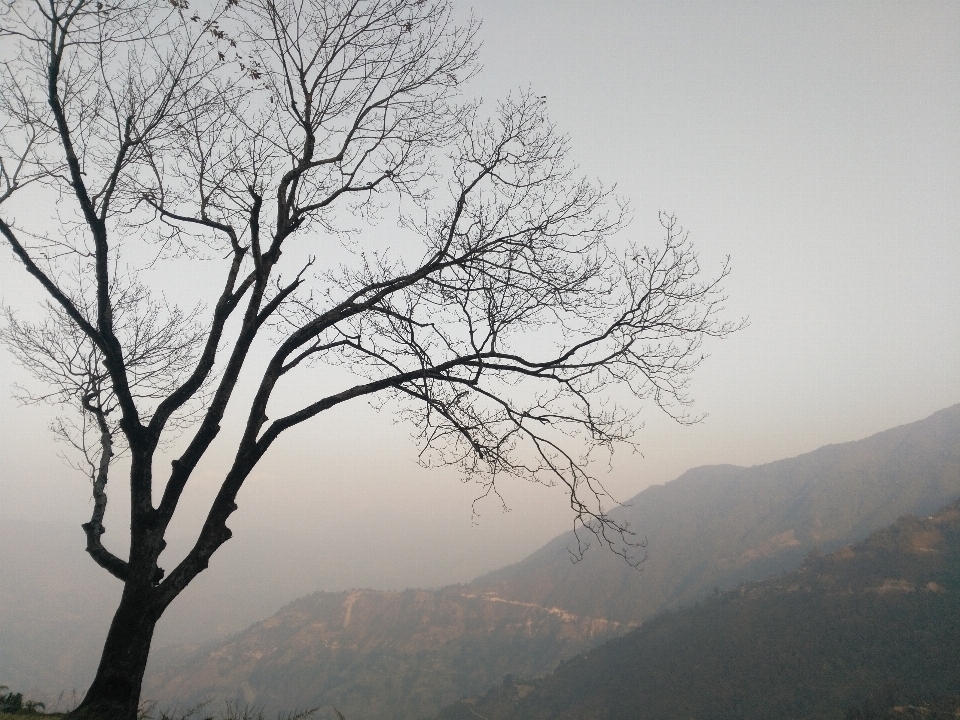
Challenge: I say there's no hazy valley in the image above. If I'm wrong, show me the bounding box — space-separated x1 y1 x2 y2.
3 406 959 717
2 0 958 717
120 405 960 719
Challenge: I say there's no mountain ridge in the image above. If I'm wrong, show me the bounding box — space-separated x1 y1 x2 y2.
438 498 960 720
475 403 960 622
145 585 628 719
143 404 960 719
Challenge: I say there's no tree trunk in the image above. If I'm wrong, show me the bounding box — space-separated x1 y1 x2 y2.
68 584 162 720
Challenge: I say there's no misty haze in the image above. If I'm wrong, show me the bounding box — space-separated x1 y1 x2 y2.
1 2 959 720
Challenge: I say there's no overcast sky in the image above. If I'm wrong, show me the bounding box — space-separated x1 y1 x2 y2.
2 0 959 611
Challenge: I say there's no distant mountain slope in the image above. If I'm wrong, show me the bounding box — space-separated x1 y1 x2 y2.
143 586 626 719
476 403 960 623
439 499 960 720
142 406 960 719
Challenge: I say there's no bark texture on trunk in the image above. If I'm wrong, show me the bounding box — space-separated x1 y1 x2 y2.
68 584 162 720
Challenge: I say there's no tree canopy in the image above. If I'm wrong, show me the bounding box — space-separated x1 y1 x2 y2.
0 0 738 717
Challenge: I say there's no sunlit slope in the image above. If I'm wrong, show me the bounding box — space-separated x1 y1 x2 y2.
143 586 625 720
475 403 960 623
440 499 960 720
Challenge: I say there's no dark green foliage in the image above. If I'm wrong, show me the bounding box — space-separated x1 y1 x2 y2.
841 693 960 719
0 687 47 715
874 696 960 719
438 501 960 720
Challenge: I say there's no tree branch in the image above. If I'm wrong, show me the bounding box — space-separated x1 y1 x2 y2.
80 408 129 580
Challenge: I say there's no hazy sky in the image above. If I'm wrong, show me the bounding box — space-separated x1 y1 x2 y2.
2 0 959 610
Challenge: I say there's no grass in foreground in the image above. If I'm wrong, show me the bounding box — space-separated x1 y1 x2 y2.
1 687 326 720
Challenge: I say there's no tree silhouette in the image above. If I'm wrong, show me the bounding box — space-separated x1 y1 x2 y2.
0 0 739 717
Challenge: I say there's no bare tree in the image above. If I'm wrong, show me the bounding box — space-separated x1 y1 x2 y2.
0 0 740 718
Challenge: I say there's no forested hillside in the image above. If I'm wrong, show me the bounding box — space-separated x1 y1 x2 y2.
479 403 960 623
144 586 625 720
141 406 960 719
439 500 960 720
